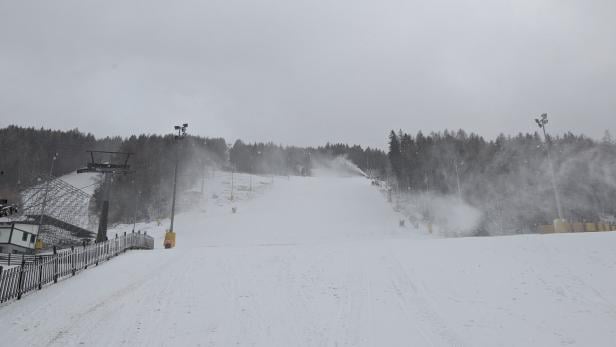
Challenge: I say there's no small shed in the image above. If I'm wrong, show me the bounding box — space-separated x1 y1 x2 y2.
0 222 40 254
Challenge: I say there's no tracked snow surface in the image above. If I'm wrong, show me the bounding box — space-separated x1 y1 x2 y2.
2 172 616 346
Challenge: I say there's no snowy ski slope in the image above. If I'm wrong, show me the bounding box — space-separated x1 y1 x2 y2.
2 173 616 346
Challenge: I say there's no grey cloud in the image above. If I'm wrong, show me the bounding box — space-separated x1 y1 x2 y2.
0 0 614 148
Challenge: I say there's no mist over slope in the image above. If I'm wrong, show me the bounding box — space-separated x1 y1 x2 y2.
387 130 616 235
3 124 616 238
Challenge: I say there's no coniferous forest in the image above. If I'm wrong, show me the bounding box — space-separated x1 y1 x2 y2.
386 129 616 234
0 126 386 225
1 125 615 234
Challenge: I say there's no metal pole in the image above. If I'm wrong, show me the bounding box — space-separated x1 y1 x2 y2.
201 159 206 195
169 146 179 233
541 126 564 220
454 160 462 199
230 170 234 201
37 154 57 239
132 187 139 233
168 123 186 238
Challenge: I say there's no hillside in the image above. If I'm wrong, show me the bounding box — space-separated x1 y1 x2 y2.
1 173 615 346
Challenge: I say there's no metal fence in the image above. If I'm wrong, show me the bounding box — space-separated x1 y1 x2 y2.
0 253 54 266
0 232 154 303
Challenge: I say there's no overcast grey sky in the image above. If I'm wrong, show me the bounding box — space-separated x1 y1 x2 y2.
1 0 615 149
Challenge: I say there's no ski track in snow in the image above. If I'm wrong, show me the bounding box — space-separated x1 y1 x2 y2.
2 173 616 346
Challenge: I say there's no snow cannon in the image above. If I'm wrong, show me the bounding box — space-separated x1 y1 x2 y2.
164 230 176 249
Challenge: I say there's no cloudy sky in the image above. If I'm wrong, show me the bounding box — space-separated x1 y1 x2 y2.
0 0 615 149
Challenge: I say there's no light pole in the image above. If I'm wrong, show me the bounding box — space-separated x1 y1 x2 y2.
453 160 463 200
200 157 207 195
535 113 565 222
131 179 140 233
37 153 58 238
251 150 262 192
169 124 187 231
230 166 235 201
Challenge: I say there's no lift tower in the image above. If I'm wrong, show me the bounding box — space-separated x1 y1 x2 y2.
77 151 132 243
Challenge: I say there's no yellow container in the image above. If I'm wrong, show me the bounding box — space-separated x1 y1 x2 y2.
572 223 584 233
164 231 176 249
35 239 44 250
539 225 555 234
585 223 597 232
553 219 570 233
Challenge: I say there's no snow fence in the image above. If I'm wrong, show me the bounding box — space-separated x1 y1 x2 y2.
0 231 154 303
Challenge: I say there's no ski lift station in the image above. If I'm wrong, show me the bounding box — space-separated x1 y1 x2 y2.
0 222 39 254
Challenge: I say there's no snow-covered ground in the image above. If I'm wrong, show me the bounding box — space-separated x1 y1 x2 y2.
2 172 616 346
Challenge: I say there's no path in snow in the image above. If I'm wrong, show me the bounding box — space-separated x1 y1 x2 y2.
2 174 616 346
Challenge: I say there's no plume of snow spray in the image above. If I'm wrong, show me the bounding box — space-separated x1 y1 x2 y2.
395 191 483 237
310 155 366 177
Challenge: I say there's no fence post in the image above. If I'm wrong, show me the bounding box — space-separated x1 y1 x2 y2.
83 240 88 269
0 265 3 302
53 246 58 283
17 257 26 300
71 246 76 276
38 256 43 290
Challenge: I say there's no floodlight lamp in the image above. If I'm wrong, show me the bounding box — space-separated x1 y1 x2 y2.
183 123 188 128
174 126 181 130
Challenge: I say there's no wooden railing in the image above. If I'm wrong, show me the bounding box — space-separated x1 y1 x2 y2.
0 231 154 303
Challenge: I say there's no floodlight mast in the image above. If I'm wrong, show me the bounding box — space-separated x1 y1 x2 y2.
535 113 564 220
169 123 188 234
37 153 58 237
